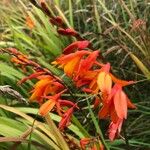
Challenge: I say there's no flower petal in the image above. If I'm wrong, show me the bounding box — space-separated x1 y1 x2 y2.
97 72 112 94
110 73 135 87
127 97 136 109
110 105 119 123
76 50 99 76
114 90 127 119
26 15 35 29
57 28 78 36
98 104 110 119
39 100 56 116
64 56 80 77
18 71 45 84
63 40 90 54
59 100 76 107
108 119 123 141
49 16 63 26
59 107 74 130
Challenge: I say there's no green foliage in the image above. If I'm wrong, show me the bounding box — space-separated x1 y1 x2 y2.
0 0 150 149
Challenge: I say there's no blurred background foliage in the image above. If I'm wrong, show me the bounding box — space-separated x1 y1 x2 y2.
0 0 150 149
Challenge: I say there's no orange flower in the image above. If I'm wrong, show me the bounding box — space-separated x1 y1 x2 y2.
11 54 30 65
54 50 90 77
11 57 26 65
26 16 35 29
39 98 56 116
76 70 100 93
39 89 78 117
30 76 64 103
97 63 112 99
80 138 103 150
99 84 136 122
39 91 64 116
80 138 91 149
75 50 99 80
99 82 136 141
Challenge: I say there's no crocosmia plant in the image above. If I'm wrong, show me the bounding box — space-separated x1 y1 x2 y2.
1 0 139 150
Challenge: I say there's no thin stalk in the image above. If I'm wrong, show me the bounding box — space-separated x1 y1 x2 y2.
129 0 136 17
28 112 38 150
72 115 90 138
54 0 60 7
118 0 135 21
102 16 147 56
45 114 70 150
117 26 146 56
68 0 74 27
120 4 128 29
98 0 115 22
93 0 104 49
93 0 102 33
87 99 110 150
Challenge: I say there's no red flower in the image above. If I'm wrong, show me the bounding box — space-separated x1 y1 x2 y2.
11 54 30 65
108 118 123 141
93 97 101 109
57 28 78 36
30 76 64 103
59 104 78 131
75 50 100 80
63 40 90 54
18 71 46 85
49 16 63 26
6 48 21 55
132 19 145 31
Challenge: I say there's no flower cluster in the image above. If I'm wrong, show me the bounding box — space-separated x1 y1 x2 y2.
8 36 136 143
53 40 136 141
34 0 136 141
5 47 79 131
4 0 137 149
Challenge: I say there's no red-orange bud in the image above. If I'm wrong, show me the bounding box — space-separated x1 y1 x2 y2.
57 28 78 36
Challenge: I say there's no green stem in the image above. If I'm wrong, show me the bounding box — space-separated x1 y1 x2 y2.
45 114 70 150
87 100 110 150
68 0 74 27
72 115 90 138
